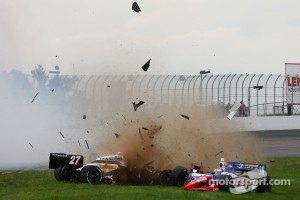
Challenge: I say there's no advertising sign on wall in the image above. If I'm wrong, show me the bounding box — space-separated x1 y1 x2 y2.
285 63 300 105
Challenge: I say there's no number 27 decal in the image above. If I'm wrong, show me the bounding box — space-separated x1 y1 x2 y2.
69 155 81 165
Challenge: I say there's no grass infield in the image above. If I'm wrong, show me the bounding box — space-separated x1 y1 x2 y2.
0 157 299 200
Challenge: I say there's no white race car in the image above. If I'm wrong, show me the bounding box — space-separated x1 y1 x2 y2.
49 152 172 185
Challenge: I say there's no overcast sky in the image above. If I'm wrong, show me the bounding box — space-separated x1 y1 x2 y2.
1 0 300 75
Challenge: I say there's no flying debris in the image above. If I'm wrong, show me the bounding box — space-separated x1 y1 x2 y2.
132 101 145 111
215 150 224 157
31 92 39 103
141 59 151 72
52 89 54 92
179 114 190 120
139 131 144 142
107 85 110 88
85 139 90 150
142 127 149 131
29 143 34 148
78 140 81 147
132 1 141 13
157 115 163 118
114 133 120 138
227 101 241 120
59 132 64 138
83 115 86 119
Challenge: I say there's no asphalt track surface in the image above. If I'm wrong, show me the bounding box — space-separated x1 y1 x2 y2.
251 130 300 157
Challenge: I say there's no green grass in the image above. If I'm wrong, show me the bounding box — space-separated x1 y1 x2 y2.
0 157 299 200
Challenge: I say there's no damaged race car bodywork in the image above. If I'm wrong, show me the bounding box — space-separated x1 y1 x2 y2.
50 152 133 184
49 152 173 185
171 158 272 194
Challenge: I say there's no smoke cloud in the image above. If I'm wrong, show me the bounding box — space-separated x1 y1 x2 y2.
69 80 264 171
0 72 263 172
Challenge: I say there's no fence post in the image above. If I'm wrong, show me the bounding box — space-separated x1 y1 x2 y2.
273 75 281 115
264 74 272 115
174 76 183 105
217 75 226 104
187 75 197 105
192 75 201 104
223 74 232 106
92 75 102 99
235 74 243 101
241 74 249 103
211 75 219 104
228 74 237 105
256 74 264 116
248 74 256 116
131 75 140 98
161 75 170 104
167 75 177 104
146 75 155 103
138 75 147 99
282 76 287 115
205 75 213 106
181 75 191 105
200 75 208 104
153 75 162 104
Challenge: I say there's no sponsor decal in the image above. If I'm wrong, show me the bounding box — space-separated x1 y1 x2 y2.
51 153 67 158
285 63 300 104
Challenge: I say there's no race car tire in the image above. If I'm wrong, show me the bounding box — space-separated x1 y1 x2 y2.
265 176 272 192
85 166 103 184
218 175 232 191
256 178 266 193
78 167 88 182
54 165 68 181
170 166 189 187
159 170 172 186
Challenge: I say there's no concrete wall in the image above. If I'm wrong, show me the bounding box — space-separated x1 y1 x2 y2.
220 115 300 132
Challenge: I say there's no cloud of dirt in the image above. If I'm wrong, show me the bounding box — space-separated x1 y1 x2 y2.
75 81 264 173
0 73 263 173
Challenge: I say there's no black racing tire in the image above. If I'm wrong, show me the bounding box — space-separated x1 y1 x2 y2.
159 170 172 186
170 166 189 187
54 165 68 181
265 176 272 192
79 167 88 182
218 175 232 191
85 166 103 184
256 178 266 193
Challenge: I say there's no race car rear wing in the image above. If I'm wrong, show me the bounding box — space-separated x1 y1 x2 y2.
228 162 267 172
49 153 84 169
